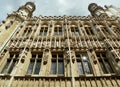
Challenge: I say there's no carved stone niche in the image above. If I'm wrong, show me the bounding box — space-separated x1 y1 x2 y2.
21 55 26 63
91 54 97 64
43 54 48 65
71 55 75 63
115 57 120 62
43 49 50 65
89 46 93 52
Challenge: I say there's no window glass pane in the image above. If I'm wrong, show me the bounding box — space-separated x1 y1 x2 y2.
77 62 83 74
32 54 36 58
105 61 114 73
52 54 57 59
1 61 10 74
34 61 41 74
8 61 16 74
99 61 107 74
50 61 56 74
54 30 58 35
75 30 79 35
82 52 92 74
90 29 94 35
84 61 91 74
86 29 90 35
27 61 34 74
15 54 19 58
10 54 14 58
58 54 63 59
59 30 62 35
38 54 42 58
71 31 74 35
44 30 47 36
82 53 88 60
58 61 64 74
39 30 43 35
76 55 80 59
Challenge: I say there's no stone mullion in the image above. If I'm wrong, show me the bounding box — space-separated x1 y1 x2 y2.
80 54 85 75
40 37 43 48
5 59 13 75
54 37 56 48
36 35 40 48
32 59 37 75
74 35 78 48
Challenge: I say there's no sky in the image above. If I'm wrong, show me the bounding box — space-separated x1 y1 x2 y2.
0 0 120 22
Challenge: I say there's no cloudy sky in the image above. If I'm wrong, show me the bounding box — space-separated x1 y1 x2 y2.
0 0 120 22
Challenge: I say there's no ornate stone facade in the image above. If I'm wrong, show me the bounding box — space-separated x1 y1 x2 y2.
0 2 120 87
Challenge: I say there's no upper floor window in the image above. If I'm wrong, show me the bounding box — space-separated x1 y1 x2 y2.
27 53 42 75
84 26 94 35
50 53 64 75
39 26 48 36
96 52 114 74
76 52 92 75
112 26 120 35
101 26 110 35
70 26 80 36
54 26 62 36
1 53 19 74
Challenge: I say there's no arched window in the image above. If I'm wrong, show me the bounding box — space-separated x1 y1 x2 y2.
54 23 62 36
70 23 80 36
39 23 48 36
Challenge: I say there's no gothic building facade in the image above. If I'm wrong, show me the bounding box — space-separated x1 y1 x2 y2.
0 2 120 87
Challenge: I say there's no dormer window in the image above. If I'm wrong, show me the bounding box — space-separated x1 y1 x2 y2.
27 4 33 11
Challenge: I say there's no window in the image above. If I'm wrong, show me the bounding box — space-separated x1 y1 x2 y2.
96 52 114 74
27 53 42 75
76 52 92 75
71 27 80 36
1 53 19 74
50 53 64 75
101 27 110 35
39 27 48 36
84 27 94 35
54 27 62 36
22 27 31 37
112 26 120 36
